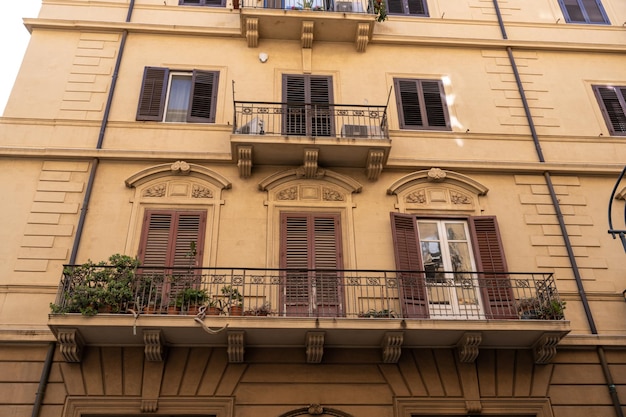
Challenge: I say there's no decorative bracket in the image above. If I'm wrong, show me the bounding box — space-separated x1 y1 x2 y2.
355 22 370 52
366 149 385 181
533 332 562 364
143 330 166 362
228 331 245 363
302 148 319 179
306 331 325 363
456 332 482 363
237 145 253 178
141 399 159 413
301 21 314 48
465 400 482 414
57 328 85 363
381 331 404 363
245 17 259 48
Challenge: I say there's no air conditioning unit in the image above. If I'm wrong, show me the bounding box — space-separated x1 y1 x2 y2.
341 124 369 137
334 1 353 11
236 118 265 135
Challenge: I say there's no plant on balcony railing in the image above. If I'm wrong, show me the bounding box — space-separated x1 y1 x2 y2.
220 285 244 316
517 297 566 320
373 0 387 22
51 254 140 316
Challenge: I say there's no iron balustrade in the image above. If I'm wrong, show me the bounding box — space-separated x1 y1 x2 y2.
240 0 375 13
53 267 565 320
233 101 389 140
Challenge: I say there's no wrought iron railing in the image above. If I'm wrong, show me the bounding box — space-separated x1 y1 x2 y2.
52 267 565 320
233 101 389 140
240 0 374 14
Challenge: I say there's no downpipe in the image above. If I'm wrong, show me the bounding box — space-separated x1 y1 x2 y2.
31 343 56 417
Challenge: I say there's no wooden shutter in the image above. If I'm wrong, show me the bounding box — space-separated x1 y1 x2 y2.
594 86 626 136
390 212 429 318
282 74 333 136
394 78 450 130
187 70 219 123
468 216 516 319
387 0 427 15
309 76 334 136
407 0 427 15
136 67 169 121
280 213 343 317
283 75 307 135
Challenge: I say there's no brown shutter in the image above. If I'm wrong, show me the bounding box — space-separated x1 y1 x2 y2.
469 216 516 319
283 75 307 135
280 213 343 317
394 78 450 130
309 76 334 137
136 67 169 121
282 74 333 136
594 86 626 136
422 80 449 128
390 212 429 318
407 0 427 15
187 70 219 123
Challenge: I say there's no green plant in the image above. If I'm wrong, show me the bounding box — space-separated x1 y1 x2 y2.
177 288 210 308
358 309 396 318
372 0 387 22
298 0 314 8
245 302 271 316
220 285 243 307
517 297 566 320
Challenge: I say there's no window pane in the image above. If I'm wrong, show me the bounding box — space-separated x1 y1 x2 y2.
165 75 192 122
581 0 606 23
563 0 585 22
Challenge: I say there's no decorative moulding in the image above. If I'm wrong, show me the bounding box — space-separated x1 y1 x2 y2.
258 168 362 193
306 331 325 363
63 397 234 417
125 161 232 190
228 331 245 363
387 168 489 196
143 329 166 362
456 332 482 363
381 331 404 363
57 328 85 363
533 332 562 364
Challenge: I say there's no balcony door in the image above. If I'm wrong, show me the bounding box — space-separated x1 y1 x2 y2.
391 213 516 319
280 212 344 317
282 74 334 137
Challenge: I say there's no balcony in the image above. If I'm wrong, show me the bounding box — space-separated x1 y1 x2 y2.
238 0 377 50
231 101 391 179
48 267 570 364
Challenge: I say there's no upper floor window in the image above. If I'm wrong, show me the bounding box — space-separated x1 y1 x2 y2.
179 0 225 6
394 78 450 130
282 74 334 136
558 0 609 24
593 85 626 136
387 0 428 16
136 67 219 123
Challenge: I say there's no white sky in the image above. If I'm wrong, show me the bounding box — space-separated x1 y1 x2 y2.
0 1 42 115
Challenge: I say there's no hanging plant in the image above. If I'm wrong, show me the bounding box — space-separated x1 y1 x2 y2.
374 0 387 22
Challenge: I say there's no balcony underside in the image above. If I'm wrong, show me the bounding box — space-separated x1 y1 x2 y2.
240 9 375 50
48 315 570 364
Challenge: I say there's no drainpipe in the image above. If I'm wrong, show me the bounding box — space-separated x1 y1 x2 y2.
34 3 136 417
491 1 623 416
31 343 56 417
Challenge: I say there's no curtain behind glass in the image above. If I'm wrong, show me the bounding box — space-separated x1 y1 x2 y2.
165 75 192 122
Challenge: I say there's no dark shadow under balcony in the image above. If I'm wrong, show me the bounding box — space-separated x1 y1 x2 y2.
231 101 391 178
48 266 570 364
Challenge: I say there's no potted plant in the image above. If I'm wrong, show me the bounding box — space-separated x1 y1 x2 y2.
244 302 271 316
177 288 210 315
358 309 396 318
221 285 244 316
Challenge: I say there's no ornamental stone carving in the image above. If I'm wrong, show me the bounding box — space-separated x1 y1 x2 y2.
450 191 472 205
170 160 191 174
323 188 344 201
58 328 85 363
456 332 482 363
308 404 324 415
427 167 447 181
143 184 166 197
277 187 298 200
406 190 426 203
306 332 325 363
192 185 213 198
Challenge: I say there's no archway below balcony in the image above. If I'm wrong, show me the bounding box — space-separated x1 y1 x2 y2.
125 160 232 190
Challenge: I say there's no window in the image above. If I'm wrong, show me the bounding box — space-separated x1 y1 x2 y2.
394 78 450 130
386 0 428 16
136 67 219 123
179 0 225 6
593 85 626 136
390 213 516 319
282 74 334 136
280 212 343 317
558 0 609 24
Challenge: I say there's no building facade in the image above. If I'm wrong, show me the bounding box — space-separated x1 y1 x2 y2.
0 0 625 416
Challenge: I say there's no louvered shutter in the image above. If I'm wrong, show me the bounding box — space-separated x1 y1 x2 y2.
422 80 449 128
468 216 516 319
136 67 169 121
387 0 404 14
394 78 450 130
407 0 427 15
280 213 343 317
594 86 626 136
395 79 423 128
187 70 219 123
309 76 334 137
387 0 427 15
282 74 333 136
390 212 429 318
283 75 307 135
138 210 207 302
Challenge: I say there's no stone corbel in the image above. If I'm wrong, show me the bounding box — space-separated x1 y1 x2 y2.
381 331 404 363
228 331 245 363
456 332 482 363
366 149 385 181
355 22 370 52
143 330 166 362
533 332 562 364
301 21 314 48
237 145 253 178
141 399 159 413
57 328 85 363
306 331 325 363
303 148 319 179
465 400 482 414
245 17 259 48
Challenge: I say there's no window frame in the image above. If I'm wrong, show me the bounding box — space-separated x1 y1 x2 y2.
593 85 626 136
282 74 334 137
558 0 610 24
136 66 220 123
393 78 451 131
386 0 429 16
179 0 226 7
